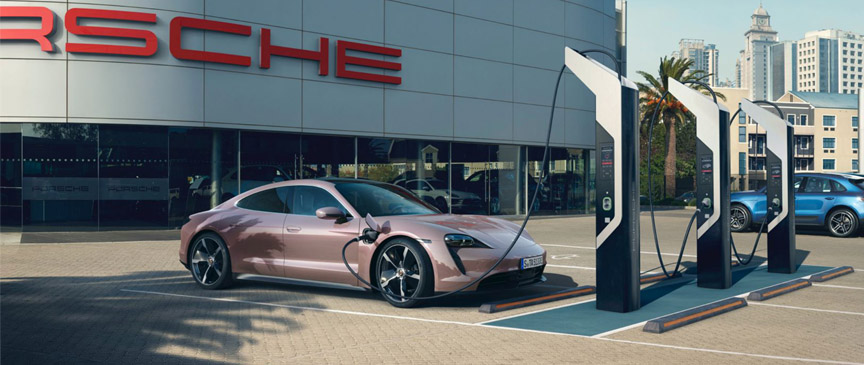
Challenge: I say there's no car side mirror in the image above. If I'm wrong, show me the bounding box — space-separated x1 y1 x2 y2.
316 207 345 220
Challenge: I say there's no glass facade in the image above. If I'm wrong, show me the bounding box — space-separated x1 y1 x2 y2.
0 124 593 231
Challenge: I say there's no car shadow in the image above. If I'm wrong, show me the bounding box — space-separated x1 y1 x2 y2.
0 270 318 364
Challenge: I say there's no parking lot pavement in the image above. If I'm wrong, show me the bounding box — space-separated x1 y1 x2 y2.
2 211 863 364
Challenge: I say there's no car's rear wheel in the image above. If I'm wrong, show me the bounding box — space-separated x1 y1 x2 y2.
826 208 859 238
189 233 233 289
730 204 751 232
375 238 433 308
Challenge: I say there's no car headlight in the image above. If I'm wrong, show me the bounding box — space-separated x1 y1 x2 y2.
444 234 488 248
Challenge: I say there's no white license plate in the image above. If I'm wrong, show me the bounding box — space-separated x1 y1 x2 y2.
521 255 543 269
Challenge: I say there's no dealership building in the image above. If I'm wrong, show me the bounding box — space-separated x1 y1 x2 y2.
0 0 626 233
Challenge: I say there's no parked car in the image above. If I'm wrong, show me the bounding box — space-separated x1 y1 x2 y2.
395 178 482 212
179 179 546 308
730 173 864 237
675 191 695 204
189 165 291 203
458 169 546 214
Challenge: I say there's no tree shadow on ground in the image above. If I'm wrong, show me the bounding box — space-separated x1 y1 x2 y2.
0 270 321 364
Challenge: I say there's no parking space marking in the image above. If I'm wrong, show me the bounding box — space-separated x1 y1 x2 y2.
120 289 475 326
546 264 596 270
748 302 864 316
543 244 697 258
813 283 864 291
474 298 597 325
595 337 863 365
478 324 861 364
590 321 647 338
121 289 860 364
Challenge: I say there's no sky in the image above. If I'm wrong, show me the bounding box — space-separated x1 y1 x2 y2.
626 0 864 85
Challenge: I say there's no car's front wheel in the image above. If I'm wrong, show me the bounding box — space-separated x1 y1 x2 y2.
826 208 859 238
730 204 752 232
189 233 233 289
375 238 433 308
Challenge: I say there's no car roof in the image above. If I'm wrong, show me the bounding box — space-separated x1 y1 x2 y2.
797 172 862 180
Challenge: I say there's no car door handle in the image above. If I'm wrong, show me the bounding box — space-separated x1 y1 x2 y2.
285 226 302 232
825 197 835 200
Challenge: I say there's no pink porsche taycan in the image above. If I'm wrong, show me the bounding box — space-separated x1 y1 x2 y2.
179 178 546 307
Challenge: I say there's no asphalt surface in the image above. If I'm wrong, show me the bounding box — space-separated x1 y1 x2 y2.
2 209 863 364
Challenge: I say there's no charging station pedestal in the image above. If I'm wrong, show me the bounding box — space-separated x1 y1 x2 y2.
740 100 796 274
667 80 731 289
564 47 640 313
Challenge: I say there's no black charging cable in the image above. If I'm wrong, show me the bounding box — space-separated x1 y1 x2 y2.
725 100 784 265
340 50 622 302
643 80 718 278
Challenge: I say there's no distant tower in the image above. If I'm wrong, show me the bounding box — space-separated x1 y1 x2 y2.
743 4 778 99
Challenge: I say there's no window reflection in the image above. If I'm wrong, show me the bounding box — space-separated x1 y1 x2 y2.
239 131 300 196
301 134 355 178
1 124 22 232
358 139 452 212
527 147 588 215
22 124 98 231
99 125 169 229
168 128 238 227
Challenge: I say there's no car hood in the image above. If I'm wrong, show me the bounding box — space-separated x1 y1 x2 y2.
378 214 536 248
450 190 480 199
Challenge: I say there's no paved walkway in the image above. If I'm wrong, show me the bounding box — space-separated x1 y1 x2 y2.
2 212 863 363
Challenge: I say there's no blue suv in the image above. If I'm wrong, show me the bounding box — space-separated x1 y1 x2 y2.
730 173 864 237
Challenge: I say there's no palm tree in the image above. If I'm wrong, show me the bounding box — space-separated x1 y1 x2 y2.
637 57 724 198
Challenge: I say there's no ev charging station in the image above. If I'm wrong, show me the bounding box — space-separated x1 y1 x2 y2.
740 99 796 274
666 79 732 289
564 47 641 313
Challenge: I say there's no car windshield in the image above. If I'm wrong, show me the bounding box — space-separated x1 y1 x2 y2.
335 182 440 217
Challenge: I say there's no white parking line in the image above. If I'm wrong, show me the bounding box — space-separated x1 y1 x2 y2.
545 264 596 270
122 288 862 364
590 321 646 338
543 244 697 258
595 337 862 365
474 298 597 325
748 302 864 316
812 284 864 291
472 325 861 364
120 289 475 326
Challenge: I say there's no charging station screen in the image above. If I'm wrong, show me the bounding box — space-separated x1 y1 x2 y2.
600 144 613 181
699 155 712 185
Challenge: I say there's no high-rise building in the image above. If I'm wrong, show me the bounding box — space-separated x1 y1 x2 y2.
796 29 864 94
742 4 779 100
705 44 720 87
676 39 720 86
735 50 745 88
770 41 797 101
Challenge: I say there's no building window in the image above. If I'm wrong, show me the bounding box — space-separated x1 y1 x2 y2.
799 114 808 125
738 152 746 175
749 157 765 171
854 138 859 150
854 116 859 128
738 127 746 142
739 108 746 124
854 159 860 171
823 159 835 170
823 137 836 149
823 115 836 126
787 114 796 124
